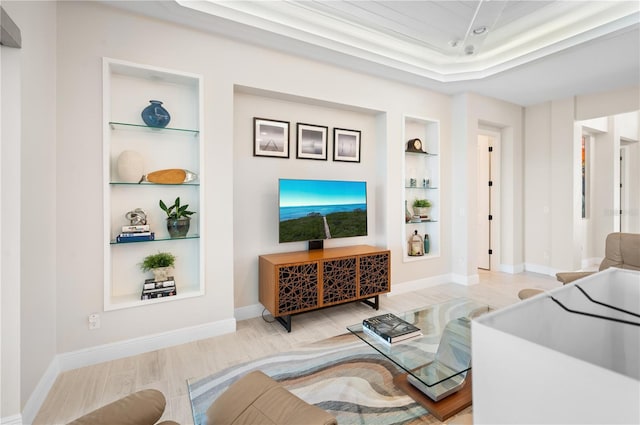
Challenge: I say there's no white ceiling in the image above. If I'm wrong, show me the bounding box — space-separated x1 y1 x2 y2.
105 0 640 106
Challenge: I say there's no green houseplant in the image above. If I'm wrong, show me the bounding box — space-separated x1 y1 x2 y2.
160 197 196 238
140 251 175 282
412 199 432 218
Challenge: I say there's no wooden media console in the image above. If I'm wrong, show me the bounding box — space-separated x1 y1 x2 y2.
259 245 390 332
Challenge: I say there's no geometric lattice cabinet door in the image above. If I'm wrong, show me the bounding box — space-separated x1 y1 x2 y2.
359 253 390 297
277 262 319 314
323 257 357 305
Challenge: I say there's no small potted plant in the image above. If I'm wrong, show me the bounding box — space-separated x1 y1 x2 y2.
140 251 175 282
159 196 196 238
412 199 432 218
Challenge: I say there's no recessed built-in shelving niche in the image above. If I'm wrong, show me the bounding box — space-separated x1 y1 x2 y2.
103 58 204 311
402 115 441 261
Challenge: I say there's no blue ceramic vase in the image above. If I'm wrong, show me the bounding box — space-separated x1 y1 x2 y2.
141 100 171 128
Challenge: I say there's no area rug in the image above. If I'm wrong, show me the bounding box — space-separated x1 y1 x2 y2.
187 333 439 425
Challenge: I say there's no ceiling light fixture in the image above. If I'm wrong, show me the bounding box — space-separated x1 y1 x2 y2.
472 26 488 36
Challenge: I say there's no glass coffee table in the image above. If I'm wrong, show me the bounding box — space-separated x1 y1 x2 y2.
347 298 491 421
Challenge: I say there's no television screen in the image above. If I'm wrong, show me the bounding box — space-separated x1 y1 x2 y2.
279 179 367 243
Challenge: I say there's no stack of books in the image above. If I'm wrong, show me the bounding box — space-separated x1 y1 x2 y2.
116 224 155 243
362 313 422 344
141 277 177 300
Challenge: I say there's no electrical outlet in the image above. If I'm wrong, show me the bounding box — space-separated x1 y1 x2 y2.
88 313 100 330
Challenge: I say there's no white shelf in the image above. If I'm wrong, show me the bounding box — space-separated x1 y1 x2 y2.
402 115 441 261
106 288 204 312
103 58 205 310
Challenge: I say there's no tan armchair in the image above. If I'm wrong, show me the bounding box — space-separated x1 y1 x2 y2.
68 371 336 425
67 389 178 425
556 232 640 284
519 232 640 300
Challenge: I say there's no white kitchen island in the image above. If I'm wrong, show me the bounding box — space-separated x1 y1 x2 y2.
472 268 640 424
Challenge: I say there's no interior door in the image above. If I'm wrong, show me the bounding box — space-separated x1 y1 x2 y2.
477 136 492 270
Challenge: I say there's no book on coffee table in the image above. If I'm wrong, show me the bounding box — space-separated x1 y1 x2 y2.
362 313 422 344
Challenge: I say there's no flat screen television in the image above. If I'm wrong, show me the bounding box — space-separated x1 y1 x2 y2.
279 178 367 244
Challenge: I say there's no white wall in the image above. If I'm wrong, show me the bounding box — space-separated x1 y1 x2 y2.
231 86 452 309
616 111 639 140
524 89 640 273
585 112 640 249
576 87 640 120
1 38 22 423
233 91 380 308
54 1 235 353
551 99 582 272
525 98 580 275
2 1 59 419
524 103 552 271
4 1 458 415
54 0 455 352
617 111 640 234
451 93 524 280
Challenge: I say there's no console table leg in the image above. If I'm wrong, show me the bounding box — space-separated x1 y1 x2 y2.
275 315 292 332
361 295 379 310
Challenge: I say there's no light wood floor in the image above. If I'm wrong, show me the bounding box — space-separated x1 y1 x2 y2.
33 270 559 425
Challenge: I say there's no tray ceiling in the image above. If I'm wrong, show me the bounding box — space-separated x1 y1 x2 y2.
178 0 638 80
103 0 640 105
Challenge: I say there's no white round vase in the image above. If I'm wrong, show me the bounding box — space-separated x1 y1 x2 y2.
117 150 144 183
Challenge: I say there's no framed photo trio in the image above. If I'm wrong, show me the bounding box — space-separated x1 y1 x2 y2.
253 117 361 163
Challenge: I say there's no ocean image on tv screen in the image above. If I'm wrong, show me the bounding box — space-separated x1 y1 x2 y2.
279 179 367 243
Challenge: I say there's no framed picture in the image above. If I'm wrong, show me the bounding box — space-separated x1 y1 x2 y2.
296 123 328 160
333 128 361 163
254 117 290 158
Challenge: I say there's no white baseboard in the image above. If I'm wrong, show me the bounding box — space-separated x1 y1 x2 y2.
0 414 22 425
20 318 236 425
451 273 480 285
524 263 558 277
57 318 236 372
388 273 453 295
20 358 60 425
499 263 524 274
581 257 601 270
234 303 265 321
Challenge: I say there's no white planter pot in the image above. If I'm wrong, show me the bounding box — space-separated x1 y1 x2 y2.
152 266 173 282
414 206 430 218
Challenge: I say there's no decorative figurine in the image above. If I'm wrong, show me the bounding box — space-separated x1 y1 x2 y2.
125 208 147 225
